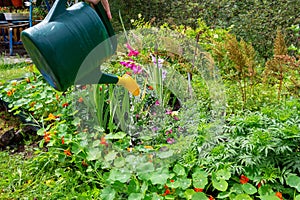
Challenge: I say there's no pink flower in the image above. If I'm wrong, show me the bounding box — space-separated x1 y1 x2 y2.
155 100 160 105
132 64 142 74
126 43 139 57
165 129 173 135
165 109 172 115
167 138 175 144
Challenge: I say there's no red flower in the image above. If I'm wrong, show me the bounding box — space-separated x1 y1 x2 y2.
78 97 83 103
170 179 175 183
209 195 214 200
62 102 69 107
61 136 65 145
257 182 262 188
240 175 249 184
44 132 50 143
100 137 108 146
275 192 283 200
194 188 203 192
162 189 171 196
64 149 72 156
148 85 154 90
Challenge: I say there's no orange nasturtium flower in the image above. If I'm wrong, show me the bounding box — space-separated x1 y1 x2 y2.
44 132 51 143
47 113 58 120
61 136 65 145
194 188 203 192
100 137 108 146
240 175 250 184
64 149 72 156
7 90 13 96
275 192 283 200
78 97 83 103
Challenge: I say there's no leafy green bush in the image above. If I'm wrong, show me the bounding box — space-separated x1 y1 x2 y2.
111 0 300 58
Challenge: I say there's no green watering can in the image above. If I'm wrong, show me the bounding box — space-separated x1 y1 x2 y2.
21 0 140 96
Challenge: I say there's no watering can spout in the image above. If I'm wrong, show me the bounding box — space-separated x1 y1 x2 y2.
117 74 140 96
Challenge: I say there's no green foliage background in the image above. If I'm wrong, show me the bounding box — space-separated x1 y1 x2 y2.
109 0 300 58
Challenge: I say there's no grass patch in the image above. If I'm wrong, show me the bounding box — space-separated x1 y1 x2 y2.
0 56 34 81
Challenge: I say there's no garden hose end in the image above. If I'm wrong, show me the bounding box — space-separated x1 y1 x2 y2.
117 74 140 96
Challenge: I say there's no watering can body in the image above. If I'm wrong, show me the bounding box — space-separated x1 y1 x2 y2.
21 0 118 92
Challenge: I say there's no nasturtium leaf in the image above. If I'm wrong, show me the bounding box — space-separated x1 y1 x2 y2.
260 195 280 200
184 189 196 200
104 151 117 162
192 169 208 188
212 179 228 191
295 195 300 200
128 193 143 200
128 178 140 193
173 164 186 176
136 162 155 174
258 184 274 196
108 168 131 183
242 183 257 195
157 150 174 158
105 131 126 139
287 175 300 192
217 191 231 199
178 177 192 190
216 169 231 180
113 157 125 168
230 183 244 194
192 192 208 200
100 187 116 200
150 172 169 185
234 194 252 200
86 147 102 161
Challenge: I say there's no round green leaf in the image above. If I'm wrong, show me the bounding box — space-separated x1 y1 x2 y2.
173 164 186 176
108 168 131 183
287 175 300 192
184 189 196 200
100 187 116 200
128 193 143 200
212 179 228 191
242 183 257 195
192 170 208 188
234 194 252 200
216 169 231 180
295 195 300 200
192 192 208 200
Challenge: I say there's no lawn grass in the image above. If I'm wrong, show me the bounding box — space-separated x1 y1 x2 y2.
0 56 34 81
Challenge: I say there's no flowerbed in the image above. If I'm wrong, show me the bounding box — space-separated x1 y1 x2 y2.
0 21 300 199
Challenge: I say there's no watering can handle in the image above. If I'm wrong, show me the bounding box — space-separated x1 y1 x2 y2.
44 0 68 22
